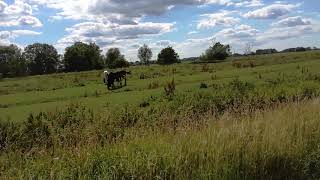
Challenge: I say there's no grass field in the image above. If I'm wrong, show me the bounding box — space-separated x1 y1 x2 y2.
1 51 320 178
1 51 320 122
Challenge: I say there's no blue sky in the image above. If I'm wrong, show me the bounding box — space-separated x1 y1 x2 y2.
0 0 320 61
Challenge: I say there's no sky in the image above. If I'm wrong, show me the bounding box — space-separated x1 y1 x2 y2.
0 0 320 61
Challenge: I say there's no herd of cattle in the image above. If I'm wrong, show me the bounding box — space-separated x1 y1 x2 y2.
103 70 131 89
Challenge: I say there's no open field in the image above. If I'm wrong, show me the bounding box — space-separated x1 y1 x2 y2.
1 51 320 178
1 51 320 122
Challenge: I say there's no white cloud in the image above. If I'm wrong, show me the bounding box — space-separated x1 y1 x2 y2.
65 22 174 40
214 24 259 40
0 1 7 13
0 15 42 27
197 11 240 29
257 25 320 42
24 0 204 22
155 40 175 47
18 15 42 27
11 30 42 36
188 31 199 35
229 0 264 7
55 21 174 53
26 0 247 23
90 0 213 18
210 20 320 53
174 37 213 58
243 3 299 19
272 16 312 27
0 29 42 45
0 0 42 27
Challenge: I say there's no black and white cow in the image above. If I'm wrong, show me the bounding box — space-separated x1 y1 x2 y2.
103 70 131 89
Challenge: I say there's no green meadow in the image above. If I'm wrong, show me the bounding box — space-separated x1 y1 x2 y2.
1 51 320 122
1 51 320 179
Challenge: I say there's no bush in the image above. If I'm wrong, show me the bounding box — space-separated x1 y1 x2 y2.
232 61 242 68
138 44 153 65
0 121 21 151
228 78 255 96
21 113 53 151
64 42 103 72
232 60 257 68
249 60 257 68
200 42 230 62
147 81 160 89
201 64 210 72
139 100 150 108
105 48 130 69
164 79 176 97
200 83 208 89
140 73 149 79
157 46 180 65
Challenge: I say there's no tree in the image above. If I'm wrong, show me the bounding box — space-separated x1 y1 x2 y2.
0 44 26 77
23 43 59 75
138 44 152 65
200 42 230 61
64 42 103 72
157 46 180 65
105 48 129 69
243 43 253 56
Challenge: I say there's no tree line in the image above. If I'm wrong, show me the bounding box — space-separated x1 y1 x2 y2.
0 41 231 78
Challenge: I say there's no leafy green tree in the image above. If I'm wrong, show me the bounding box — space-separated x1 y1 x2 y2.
138 44 152 65
200 42 230 61
64 42 104 72
105 48 129 69
0 45 25 77
23 43 59 75
157 46 180 65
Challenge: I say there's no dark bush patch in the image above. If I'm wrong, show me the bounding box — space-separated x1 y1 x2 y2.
200 83 208 89
139 100 150 108
147 81 160 89
164 79 175 98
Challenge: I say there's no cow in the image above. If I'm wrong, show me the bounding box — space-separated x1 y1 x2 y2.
103 70 131 89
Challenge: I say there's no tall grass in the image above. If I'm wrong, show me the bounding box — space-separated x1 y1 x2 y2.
1 99 320 179
1 77 320 179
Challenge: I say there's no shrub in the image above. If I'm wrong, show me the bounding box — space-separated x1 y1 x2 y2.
229 78 255 95
94 90 100 97
139 100 150 108
138 44 153 65
105 48 129 69
147 81 160 89
200 42 230 62
201 64 210 72
20 113 53 151
302 86 318 99
200 83 208 89
0 121 21 151
140 73 149 79
249 60 257 68
164 79 176 97
232 61 242 68
157 46 180 65
64 42 104 72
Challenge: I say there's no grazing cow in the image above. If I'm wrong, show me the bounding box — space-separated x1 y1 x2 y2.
103 70 131 89
117 70 131 86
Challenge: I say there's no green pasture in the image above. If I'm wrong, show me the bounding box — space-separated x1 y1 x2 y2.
1 51 320 122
